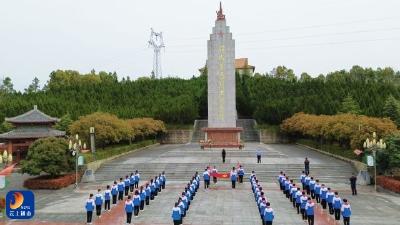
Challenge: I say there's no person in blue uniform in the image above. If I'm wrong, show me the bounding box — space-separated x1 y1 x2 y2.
133 190 141 217
304 174 311 195
320 184 328 209
278 171 284 191
295 187 302 214
230 167 238 189
309 177 316 199
125 195 134 224
104 185 111 211
314 180 321 203
333 192 342 221
134 170 140 188
326 187 334 215
111 181 118 205
117 177 125 201
139 186 146 210
300 171 306 190
172 202 182 225
341 199 351 225
300 192 308 221
181 192 188 217
124 175 130 196
203 168 210 189
129 172 135 193
238 165 244 183
150 179 156 200
85 194 95 224
178 197 185 220
94 189 103 217
305 197 315 225
145 183 151 205
291 183 298 208
263 202 275 225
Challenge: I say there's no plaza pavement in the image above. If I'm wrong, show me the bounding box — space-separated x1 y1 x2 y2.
1 143 400 225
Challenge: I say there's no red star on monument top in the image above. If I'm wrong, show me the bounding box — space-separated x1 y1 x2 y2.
216 2 225 21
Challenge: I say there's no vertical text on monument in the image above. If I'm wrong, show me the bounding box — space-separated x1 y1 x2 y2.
207 2 236 128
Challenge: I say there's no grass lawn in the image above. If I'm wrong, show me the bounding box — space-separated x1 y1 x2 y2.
82 139 156 163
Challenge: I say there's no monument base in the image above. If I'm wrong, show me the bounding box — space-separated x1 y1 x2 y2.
201 127 243 149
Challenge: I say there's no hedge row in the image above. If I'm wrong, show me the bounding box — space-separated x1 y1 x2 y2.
23 172 83 190
377 176 400 193
281 112 397 148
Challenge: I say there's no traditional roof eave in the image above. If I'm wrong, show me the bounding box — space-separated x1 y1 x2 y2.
5 105 60 124
0 128 66 140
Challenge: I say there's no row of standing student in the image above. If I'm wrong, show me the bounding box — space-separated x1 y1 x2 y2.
202 165 245 190
84 170 166 224
278 171 352 225
171 172 200 225
278 171 315 225
298 171 352 225
250 171 275 225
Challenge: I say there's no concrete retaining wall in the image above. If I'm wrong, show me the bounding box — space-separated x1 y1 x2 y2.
161 130 192 144
259 129 288 144
86 143 160 173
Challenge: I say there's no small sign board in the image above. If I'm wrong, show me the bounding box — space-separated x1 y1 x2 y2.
367 155 374 166
78 156 84 166
353 149 363 156
0 175 6 189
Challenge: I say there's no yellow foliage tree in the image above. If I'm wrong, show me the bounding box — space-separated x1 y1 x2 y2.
69 112 131 148
126 118 166 140
281 112 398 149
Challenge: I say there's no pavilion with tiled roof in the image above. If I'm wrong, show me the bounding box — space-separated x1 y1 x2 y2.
0 105 65 162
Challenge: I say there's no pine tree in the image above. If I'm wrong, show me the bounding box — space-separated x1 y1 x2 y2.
339 94 362 114
383 95 400 125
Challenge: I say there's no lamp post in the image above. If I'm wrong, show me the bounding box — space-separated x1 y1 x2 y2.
69 134 81 189
363 132 386 192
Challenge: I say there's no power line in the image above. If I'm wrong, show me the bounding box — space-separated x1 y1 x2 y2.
167 27 400 48
165 37 400 53
166 16 400 42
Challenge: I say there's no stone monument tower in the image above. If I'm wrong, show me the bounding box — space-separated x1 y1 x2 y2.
202 2 242 148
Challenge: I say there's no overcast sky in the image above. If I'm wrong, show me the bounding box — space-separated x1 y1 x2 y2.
1 0 400 91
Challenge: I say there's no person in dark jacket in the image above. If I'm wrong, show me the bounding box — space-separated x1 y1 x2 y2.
222 149 226 163
304 157 310 175
349 174 357 195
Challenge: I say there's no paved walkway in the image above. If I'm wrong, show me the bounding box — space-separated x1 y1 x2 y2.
1 143 400 224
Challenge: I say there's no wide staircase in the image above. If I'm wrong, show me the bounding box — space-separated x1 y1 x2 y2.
191 120 207 142
237 119 260 142
95 161 353 184
190 119 260 142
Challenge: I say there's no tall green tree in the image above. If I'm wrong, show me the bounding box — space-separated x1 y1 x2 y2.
54 114 73 133
383 95 400 125
0 77 15 94
339 95 362 114
25 77 41 93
